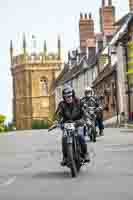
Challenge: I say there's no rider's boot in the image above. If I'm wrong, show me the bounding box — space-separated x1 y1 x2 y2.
99 129 104 136
60 157 67 166
82 143 90 162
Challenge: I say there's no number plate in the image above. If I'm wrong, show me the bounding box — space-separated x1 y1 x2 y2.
64 123 75 130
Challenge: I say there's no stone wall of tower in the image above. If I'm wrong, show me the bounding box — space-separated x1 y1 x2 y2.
99 0 115 36
11 68 32 129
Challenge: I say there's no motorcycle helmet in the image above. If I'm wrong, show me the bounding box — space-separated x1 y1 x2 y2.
62 85 73 97
84 86 94 97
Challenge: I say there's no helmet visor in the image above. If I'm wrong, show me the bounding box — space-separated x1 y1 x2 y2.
63 92 72 97
85 90 92 96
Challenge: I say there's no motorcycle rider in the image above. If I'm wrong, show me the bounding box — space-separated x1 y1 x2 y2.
81 86 104 138
81 86 98 107
95 95 104 136
72 88 80 103
54 85 90 166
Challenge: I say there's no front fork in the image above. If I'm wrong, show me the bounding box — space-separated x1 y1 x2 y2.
86 121 96 142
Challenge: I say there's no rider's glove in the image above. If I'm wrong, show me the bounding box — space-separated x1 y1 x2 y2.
75 119 85 127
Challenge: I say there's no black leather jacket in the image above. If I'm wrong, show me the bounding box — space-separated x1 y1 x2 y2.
81 95 104 120
80 95 100 108
55 99 83 124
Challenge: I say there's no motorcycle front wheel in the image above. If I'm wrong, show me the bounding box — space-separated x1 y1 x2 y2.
67 144 77 178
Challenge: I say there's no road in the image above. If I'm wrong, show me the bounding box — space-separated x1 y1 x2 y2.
0 128 133 200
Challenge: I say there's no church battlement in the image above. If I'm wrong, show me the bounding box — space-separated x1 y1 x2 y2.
10 34 62 67
11 52 62 67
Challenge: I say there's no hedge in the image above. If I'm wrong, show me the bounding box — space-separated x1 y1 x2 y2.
32 119 51 129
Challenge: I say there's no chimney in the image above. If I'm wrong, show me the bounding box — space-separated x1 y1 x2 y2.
108 0 112 6
99 0 115 36
87 13 96 59
87 47 96 60
79 12 95 55
129 0 133 12
102 0 105 7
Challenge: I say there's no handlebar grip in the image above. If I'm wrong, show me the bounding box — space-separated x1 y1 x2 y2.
48 124 57 132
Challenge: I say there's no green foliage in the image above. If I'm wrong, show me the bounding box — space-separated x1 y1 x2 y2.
0 114 6 124
3 123 15 132
0 125 5 133
32 119 51 129
7 122 14 131
4 125 9 132
0 114 6 133
0 113 16 133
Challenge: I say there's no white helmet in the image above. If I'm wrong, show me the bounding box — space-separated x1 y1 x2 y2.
84 86 94 96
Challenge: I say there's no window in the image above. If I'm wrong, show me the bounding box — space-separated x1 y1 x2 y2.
97 40 103 52
85 73 88 87
76 78 78 91
92 70 95 81
40 77 48 96
87 71 90 86
57 87 62 99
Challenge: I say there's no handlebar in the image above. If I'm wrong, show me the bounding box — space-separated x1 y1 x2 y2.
48 121 59 132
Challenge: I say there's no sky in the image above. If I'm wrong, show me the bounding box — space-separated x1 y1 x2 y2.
0 0 129 122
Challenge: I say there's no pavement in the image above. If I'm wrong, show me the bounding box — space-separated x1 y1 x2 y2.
104 116 133 128
0 128 133 200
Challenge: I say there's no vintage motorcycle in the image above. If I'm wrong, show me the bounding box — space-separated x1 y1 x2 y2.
82 104 100 142
48 120 89 178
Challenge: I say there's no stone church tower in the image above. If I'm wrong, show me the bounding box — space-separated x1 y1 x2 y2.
10 34 62 130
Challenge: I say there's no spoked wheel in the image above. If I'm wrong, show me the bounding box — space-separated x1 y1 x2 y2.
76 160 82 172
75 148 82 172
89 127 93 142
67 144 77 178
90 133 93 141
92 127 96 142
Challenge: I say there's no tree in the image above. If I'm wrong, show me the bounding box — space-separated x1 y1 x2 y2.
0 114 6 125
0 114 6 133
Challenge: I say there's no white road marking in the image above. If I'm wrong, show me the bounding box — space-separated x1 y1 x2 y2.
0 176 16 187
105 146 133 152
0 132 15 136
